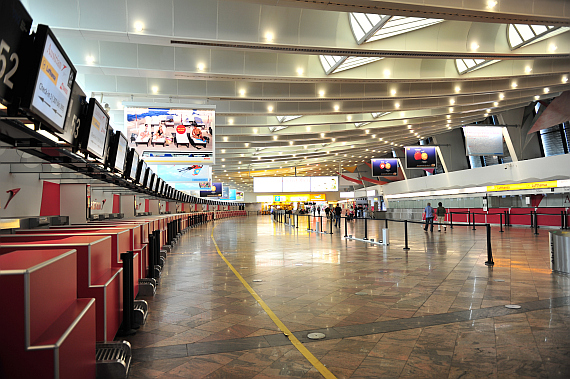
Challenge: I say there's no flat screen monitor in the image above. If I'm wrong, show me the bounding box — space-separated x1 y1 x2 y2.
371 158 398 176
124 149 139 180
142 167 151 188
81 98 109 159
136 160 147 184
405 146 437 169
58 82 86 146
148 173 156 191
114 132 128 172
154 177 160 193
24 25 76 134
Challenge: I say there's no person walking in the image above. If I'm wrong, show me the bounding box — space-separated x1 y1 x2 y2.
436 202 447 232
334 204 342 227
424 203 434 232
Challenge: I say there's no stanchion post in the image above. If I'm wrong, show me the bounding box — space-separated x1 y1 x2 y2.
485 224 494 266
562 211 565 230
296 214 299 229
119 251 136 335
319 215 322 233
530 211 534 228
403 220 410 250
472 212 476 231
148 234 155 279
344 217 348 238
330 216 333 235
363 217 368 240
500 213 504 233
450 212 453 229
307 215 311 231
385 218 388 229
534 212 539 235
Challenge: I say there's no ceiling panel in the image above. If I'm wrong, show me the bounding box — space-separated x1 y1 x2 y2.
78 0 127 32
126 0 174 36
217 1 261 42
137 45 175 71
173 0 218 40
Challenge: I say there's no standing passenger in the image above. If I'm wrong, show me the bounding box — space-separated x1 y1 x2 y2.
437 202 447 232
424 203 434 232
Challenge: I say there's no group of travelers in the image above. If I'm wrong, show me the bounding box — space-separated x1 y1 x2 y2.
423 202 447 232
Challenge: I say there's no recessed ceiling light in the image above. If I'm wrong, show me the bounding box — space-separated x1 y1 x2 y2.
289 141 293 145
544 87 550 93
221 149 226 153
228 118 234 125
383 69 391 77
470 42 479 51
151 86 158 94
273 135 278 140
253 128 258 134
331 138 336 142
499 93 504 100
493 102 499 106
134 22 144 32
197 63 205 71
265 32 274 41
334 105 339 111
297 67 304 75
267 105 274 112
395 102 400 109
549 44 558 52
534 95 539 100
86 55 95 64
223 136 228 142
455 86 461 93
318 90 325 97
347 115 352 121
320 133 325 137
562 76 568 83
449 99 455 105
487 0 497 9
525 66 533 74
390 89 397 96
245 143 249 147
306 126 311 131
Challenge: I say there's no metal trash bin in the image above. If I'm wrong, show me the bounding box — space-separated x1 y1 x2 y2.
550 230 570 274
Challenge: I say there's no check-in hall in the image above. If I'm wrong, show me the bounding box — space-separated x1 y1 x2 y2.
2 0 570 378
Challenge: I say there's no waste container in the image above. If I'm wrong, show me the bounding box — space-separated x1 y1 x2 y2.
550 230 570 274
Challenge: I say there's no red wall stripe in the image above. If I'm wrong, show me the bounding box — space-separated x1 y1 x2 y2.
112 194 120 213
39 181 60 216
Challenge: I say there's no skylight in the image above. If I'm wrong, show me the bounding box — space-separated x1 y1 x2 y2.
508 24 569 50
354 122 370 128
371 112 390 118
319 55 383 75
276 115 302 123
455 59 500 75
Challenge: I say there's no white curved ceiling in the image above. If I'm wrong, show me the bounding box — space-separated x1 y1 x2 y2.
20 0 570 191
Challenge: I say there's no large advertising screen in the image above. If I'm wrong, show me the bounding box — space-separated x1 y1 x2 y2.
405 146 437 169
229 189 237 201
175 182 212 191
463 126 504 156
154 165 211 183
254 177 283 193
124 104 215 164
200 182 222 197
236 191 244 201
28 27 76 133
372 158 398 176
221 186 230 199
310 176 338 192
283 177 310 192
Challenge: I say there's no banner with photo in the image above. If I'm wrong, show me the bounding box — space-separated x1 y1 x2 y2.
154 165 211 182
405 146 437 169
123 104 215 164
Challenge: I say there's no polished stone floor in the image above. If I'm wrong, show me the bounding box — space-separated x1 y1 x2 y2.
126 215 570 378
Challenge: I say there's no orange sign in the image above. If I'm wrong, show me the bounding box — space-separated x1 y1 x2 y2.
176 125 186 134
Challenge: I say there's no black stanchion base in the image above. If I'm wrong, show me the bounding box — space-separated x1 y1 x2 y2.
485 261 495 266
403 247 410 250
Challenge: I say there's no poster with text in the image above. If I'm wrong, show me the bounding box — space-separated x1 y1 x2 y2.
463 126 504 156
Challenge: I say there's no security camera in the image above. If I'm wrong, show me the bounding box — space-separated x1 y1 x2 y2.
104 103 111 112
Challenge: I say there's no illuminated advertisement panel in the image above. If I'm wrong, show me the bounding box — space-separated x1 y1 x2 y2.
283 177 311 192
371 158 398 176
310 176 338 192
405 146 437 168
254 177 283 193
124 103 215 164
200 182 222 197
463 126 504 156
154 165 211 183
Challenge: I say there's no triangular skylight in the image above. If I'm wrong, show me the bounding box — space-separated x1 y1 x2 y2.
319 55 383 75
354 122 370 128
371 112 390 118
508 24 569 50
276 115 302 123
455 59 500 75
349 13 443 45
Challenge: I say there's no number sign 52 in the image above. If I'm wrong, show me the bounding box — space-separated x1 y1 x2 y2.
0 40 19 90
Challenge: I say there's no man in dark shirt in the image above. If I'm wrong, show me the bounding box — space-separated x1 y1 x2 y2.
334 204 342 227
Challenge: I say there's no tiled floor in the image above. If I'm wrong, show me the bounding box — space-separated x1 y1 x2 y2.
126 215 570 378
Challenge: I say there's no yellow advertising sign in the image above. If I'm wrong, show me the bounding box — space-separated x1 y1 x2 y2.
40 57 58 85
272 194 326 202
487 180 558 192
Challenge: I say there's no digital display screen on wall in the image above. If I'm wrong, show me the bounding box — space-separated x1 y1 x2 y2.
154 164 211 183
254 177 283 193
310 176 338 192
221 186 230 199
372 158 398 176
283 177 310 192
114 133 128 172
85 99 109 159
27 25 76 133
236 191 244 201
200 182 222 197
229 189 237 201
463 126 504 156
405 146 437 168
124 104 215 164
175 182 211 191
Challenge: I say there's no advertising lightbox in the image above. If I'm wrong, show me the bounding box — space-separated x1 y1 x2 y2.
200 182 222 197
229 189 237 201
236 191 244 201
283 177 311 192
24 25 76 133
254 177 283 193
155 165 211 183
463 126 504 156
405 146 437 169
310 176 338 192
124 104 215 164
371 158 398 176
174 182 212 191
221 186 230 199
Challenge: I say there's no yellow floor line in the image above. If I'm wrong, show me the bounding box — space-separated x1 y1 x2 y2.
210 224 337 379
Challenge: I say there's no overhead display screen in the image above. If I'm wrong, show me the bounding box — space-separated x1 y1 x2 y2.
129 150 139 180
236 191 244 201
310 176 339 192
0 0 32 106
254 177 283 193
200 182 222 197
29 27 76 133
463 126 504 156
124 104 215 164
405 146 437 169
154 165 211 183
114 133 128 172
372 158 398 176
86 100 109 159
283 177 311 192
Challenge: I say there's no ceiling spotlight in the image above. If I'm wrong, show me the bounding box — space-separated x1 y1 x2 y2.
562 76 568 83
372 134 376 138
390 89 397 96
223 136 228 142
544 87 550 93
265 32 274 42
253 128 258 134
289 141 293 145
306 126 311 131
273 135 278 140
228 118 234 125
449 99 455 105
511 82 518 88
297 67 304 75
151 86 158 94
86 55 95 64
334 105 340 111
221 149 226 153
318 90 325 97
499 93 505 100
534 95 539 100
525 66 533 74
493 102 499 106
549 44 558 52
267 105 274 112
331 138 336 142
395 102 400 109
383 69 391 77
470 42 479 51
449 107 454 112
347 115 352 121
454 86 461 93
245 143 249 147
320 133 325 137
134 22 144 32
486 109 491 113
487 0 497 9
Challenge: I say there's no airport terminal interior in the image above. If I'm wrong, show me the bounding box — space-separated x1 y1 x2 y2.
1 0 570 378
